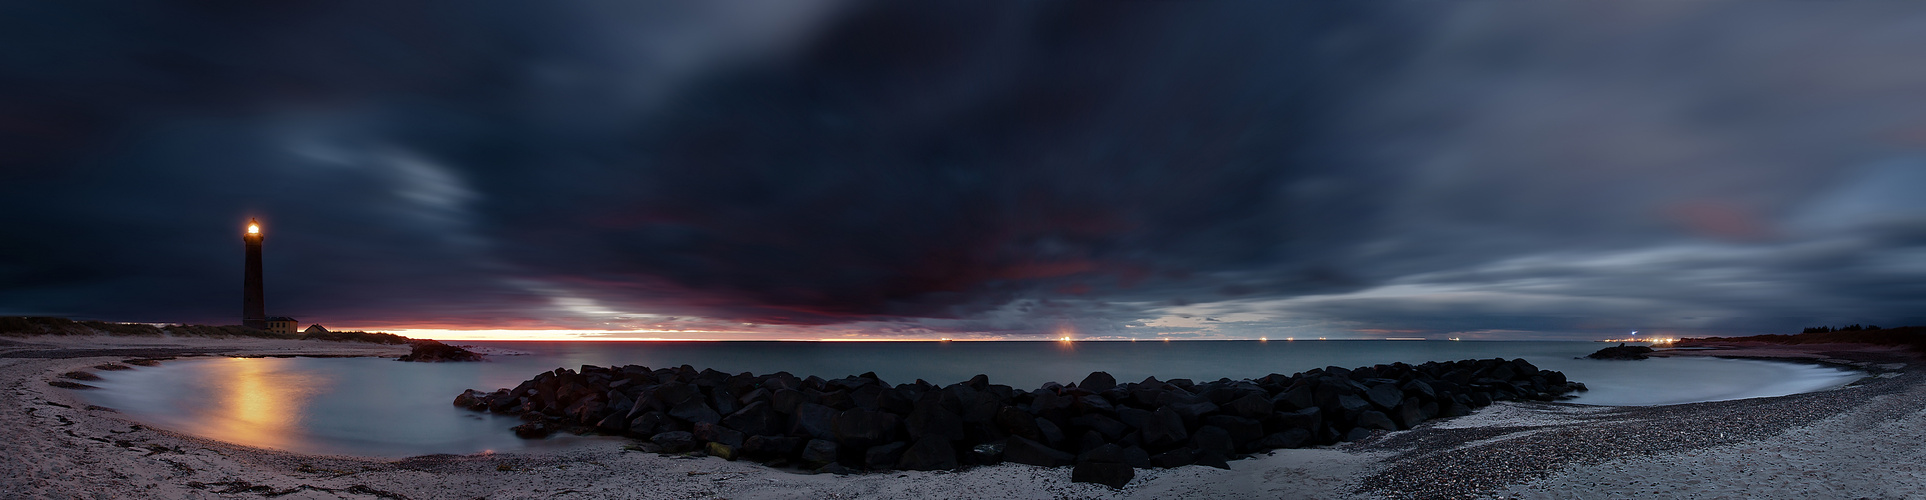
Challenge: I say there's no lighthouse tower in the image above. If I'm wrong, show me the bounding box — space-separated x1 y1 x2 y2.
242 219 267 329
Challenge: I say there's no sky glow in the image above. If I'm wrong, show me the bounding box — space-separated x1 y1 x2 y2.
3 3 1923 341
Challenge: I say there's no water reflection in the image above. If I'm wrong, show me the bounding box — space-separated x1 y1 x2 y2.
199 358 328 451
83 356 610 457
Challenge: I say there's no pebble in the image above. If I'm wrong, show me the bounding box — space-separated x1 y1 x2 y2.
1352 358 1918 499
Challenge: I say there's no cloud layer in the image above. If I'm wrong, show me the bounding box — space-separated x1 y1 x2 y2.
3 2 1924 339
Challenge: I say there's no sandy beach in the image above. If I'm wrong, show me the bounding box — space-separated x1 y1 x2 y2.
2 336 1920 499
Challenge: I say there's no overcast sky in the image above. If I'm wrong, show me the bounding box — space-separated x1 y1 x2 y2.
3 2 1923 340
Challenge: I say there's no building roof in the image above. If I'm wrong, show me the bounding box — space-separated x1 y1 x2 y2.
267 316 297 322
303 324 329 333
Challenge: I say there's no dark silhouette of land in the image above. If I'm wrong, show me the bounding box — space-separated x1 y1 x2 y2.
1680 326 1926 352
0 316 409 344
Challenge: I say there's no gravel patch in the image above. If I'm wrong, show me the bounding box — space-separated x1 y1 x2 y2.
1352 355 1918 499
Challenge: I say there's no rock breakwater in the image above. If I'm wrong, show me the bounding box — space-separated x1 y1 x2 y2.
454 358 1583 486
397 340 482 362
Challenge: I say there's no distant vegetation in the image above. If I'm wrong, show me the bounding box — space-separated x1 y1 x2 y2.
1802 324 1881 333
301 329 410 344
1684 325 1926 351
0 316 410 344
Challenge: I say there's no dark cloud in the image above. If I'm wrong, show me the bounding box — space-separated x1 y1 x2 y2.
3 2 1924 339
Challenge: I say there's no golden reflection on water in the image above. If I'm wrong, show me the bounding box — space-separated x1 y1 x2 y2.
190 358 329 451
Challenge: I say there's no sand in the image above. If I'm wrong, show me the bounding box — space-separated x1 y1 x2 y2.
0 335 1920 499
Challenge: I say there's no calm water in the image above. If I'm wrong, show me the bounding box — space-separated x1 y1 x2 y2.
81 340 1860 457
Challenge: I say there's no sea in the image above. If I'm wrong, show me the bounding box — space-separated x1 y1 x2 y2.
78 340 1861 458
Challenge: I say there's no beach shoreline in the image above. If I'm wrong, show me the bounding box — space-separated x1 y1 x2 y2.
3 335 1920 499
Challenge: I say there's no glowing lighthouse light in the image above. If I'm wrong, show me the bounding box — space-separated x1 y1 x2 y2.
248 222 260 235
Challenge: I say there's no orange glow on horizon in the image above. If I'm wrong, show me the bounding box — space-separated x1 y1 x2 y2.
327 326 1257 342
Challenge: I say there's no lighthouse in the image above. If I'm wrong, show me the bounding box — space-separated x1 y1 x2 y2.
242 218 267 329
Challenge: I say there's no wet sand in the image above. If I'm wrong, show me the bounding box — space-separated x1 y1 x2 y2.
1 335 1920 499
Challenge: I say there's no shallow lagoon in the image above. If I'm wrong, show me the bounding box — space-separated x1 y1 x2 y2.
82 341 1860 457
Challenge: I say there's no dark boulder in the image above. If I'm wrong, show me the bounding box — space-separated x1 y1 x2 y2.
1075 395 1116 414
791 403 838 440
1078 371 1118 393
897 435 959 471
1342 427 1373 442
1355 410 1397 432
1203 415 1264 449
721 401 780 436
1035 417 1066 448
1071 462 1134 489
629 411 669 436
1274 407 1322 434
878 388 917 415
995 406 1043 441
1402 379 1437 401
669 399 722 425
650 431 698 452
454 389 484 407
1193 450 1231 470
1115 407 1152 431
1078 443 1127 464
512 421 555 439
832 408 900 450
1122 446 1152 468
1394 397 1425 429
710 387 741 416
1190 425 1235 458
594 412 629 432
961 391 1002 424
1276 384 1316 411
771 389 807 415
864 441 908 470
1169 401 1219 424
1257 428 1311 449
694 422 745 448
906 402 967 442
1004 436 1075 467
1365 383 1404 411
1140 407 1189 448
1336 395 1372 416
800 439 839 467
1071 414 1130 441
742 435 803 459
1224 393 1272 419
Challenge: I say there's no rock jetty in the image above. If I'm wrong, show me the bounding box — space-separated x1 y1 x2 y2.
454 358 1583 487
397 340 483 362
1586 345 1655 360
